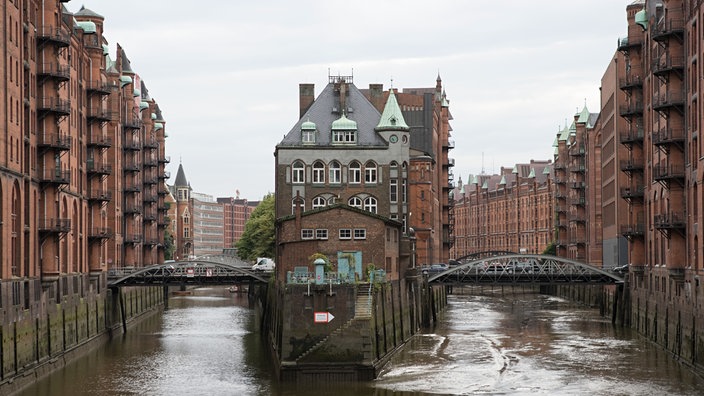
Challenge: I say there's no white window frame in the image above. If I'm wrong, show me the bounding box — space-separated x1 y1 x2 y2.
312 196 326 209
302 129 315 144
312 161 325 184
301 229 314 239
339 229 352 240
291 198 305 214
365 161 377 184
390 179 398 203
349 161 361 184
348 196 362 209
353 229 366 240
329 161 341 184
364 197 377 213
292 161 304 184
316 229 328 240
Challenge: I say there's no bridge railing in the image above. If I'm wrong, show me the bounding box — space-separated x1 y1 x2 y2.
429 254 624 285
286 269 387 285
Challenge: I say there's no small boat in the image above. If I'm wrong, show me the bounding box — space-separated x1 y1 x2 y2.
228 286 239 293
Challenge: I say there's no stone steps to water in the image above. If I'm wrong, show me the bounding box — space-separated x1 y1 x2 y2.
295 283 374 362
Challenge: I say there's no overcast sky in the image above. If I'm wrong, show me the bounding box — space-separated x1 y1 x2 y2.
70 1 634 200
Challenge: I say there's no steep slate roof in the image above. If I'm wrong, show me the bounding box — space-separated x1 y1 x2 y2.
376 90 409 131
278 82 387 147
173 163 189 187
120 46 134 74
75 6 104 18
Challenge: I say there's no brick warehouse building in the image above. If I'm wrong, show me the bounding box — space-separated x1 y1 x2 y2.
274 74 455 276
0 2 169 300
274 75 412 278
450 160 554 258
362 76 455 266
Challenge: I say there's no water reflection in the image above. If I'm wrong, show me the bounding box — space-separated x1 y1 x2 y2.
18 288 704 396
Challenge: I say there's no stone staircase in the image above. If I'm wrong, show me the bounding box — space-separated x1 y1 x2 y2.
354 283 373 318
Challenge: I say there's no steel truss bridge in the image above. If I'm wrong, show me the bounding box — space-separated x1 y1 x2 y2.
429 254 624 285
108 257 270 287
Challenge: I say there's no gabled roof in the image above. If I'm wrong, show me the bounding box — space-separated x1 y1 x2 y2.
278 82 386 147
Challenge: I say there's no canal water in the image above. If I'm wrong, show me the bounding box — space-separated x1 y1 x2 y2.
17 287 704 396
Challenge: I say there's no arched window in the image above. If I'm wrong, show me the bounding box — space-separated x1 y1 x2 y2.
329 161 341 184
292 161 305 184
365 161 377 184
312 196 326 209
312 161 325 184
291 197 305 214
348 196 362 209
349 161 361 184
363 196 377 213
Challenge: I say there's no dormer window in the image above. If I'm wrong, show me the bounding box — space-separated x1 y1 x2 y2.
331 114 357 144
301 119 316 144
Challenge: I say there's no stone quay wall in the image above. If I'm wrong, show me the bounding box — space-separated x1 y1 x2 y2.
264 278 447 383
0 274 163 395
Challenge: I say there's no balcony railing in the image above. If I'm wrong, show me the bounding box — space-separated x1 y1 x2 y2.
621 224 645 237
620 159 644 172
652 126 685 146
86 161 112 176
570 196 586 206
654 212 686 230
617 35 644 51
38 218 71 233
123 140 141 151
652 90 685 111
652 17 685 41
125 234 143 244
37 26 70 46
88 227 113 239
38 133 71 151
86 80 113 95
38 63 70 81
123 162 141 172
143 139 158 149
124 206 142 215
618 75 643 90
569 181 585 189
123 117 143 130
619 127 644 144
87 107 114 123
38 97 70 115
569 143 585 157
87 134 112 148
124 185 141 193
88 189 112 202
620 185 644 200
40 168 70 184
653 164 685 182
619 101 644 117
158 155 171 164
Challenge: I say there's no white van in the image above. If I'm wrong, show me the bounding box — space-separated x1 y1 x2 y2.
252 258 275 272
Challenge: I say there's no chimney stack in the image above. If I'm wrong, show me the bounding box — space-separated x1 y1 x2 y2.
299 83 315 118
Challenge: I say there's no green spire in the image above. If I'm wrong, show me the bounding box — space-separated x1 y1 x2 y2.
375 90 409 131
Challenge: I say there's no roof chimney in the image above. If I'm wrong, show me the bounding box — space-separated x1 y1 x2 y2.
299 84 315 118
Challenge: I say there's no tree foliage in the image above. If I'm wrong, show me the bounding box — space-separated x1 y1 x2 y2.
542 241 556 255
236 193 275 262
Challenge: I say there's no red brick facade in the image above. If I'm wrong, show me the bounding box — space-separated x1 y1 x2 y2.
451 161 554 258
0 3 169 291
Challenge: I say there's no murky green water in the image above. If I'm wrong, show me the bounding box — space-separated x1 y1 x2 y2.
17 287 703 396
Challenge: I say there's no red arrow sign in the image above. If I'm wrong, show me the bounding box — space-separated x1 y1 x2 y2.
314 312 335 323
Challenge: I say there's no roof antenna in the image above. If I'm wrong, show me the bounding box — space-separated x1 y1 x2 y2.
481 152 485 175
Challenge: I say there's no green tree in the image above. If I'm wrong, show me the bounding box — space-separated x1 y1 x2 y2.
236 193 275 261
162 202 175 260
542 241 556 255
